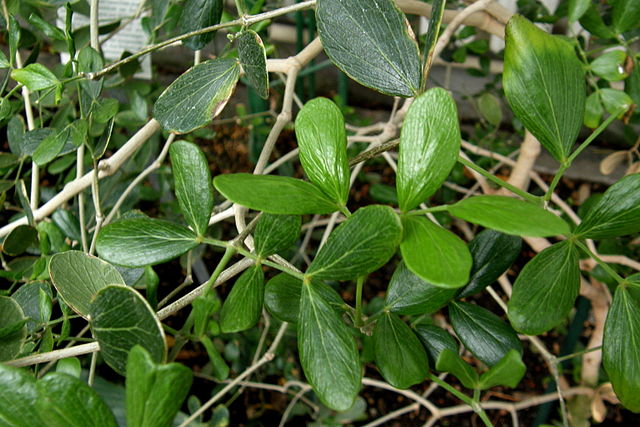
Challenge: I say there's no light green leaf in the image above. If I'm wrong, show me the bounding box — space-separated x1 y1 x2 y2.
477 92 502 126
254 214 301 257
169 140 213 236
413 323 459 365
447 195 570 237
508 241 581 335
126 345 193 427
316 0 421 97
590 50 628 82
219 265 264 333
28 13 66 41
178 0 223 50
237 30 269 99
373 312 428 389
611 0 640 34
478 350 526 390
96 218 199 267
90 285 166 375
449 301 522 367
153 58 240 134
397 88 460 212
307 205 402 280
503 15 585 162
400 216 471 289
435 348 478 389
298 279 361 411
384 261 457 315
11 63 60 91
0 296 27 361
567 0 590 22
574 174 640 239
0 51 9 69
600 88 633 116
295 97 350 206
214 174 340 215
49 250 124 318
603 285 640 412
584 91 603 128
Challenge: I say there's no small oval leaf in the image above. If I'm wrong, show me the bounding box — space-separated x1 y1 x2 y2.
237 30 269 99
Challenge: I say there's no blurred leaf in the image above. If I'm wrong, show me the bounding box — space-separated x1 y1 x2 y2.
590 50 628 82
611 0 640 34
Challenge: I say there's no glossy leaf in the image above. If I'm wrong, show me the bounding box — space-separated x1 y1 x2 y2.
0 296 27 361
307 205 402 280
413 323 459 365
447 195 570 237
96 218 198 267
385 261 457 315
220 265 264 333
0 364 48 426
449 301 522 367
3 224 37 255
11 63 60 91
373 312 428 389
12 281 53 332
49 250 125 318
508 241 581 335
214 173 340 214
90 285 166 375
298 280 361 411
397 88 460 212
178 0 223 50
503 15 585 162
574 174 640 239
436 348 478 389
237 30 269 99
612 0 640 34
254 214 301 257
603 285 640 412
295 97 350 206
169 140 214 236
126 345 193 427
458 230 522 298
590 50 628 82
478 350 526 390
153 58 240 134
316 0 421 97
400 216 471 289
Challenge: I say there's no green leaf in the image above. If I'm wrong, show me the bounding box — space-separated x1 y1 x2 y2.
237 30 269 99
567 0 590 22
584 91 603 128
612 0 640 34
458 230 522 298
178 0 223 50
28 14 66 41
49 250 125 318
579 5 615 39
413 323 459 365
600 88 633 115
219 265 264 333
448 196 570 237
449 301 522 367
316 0 421 97
373 312 428 389
503 15 585 162
307 205 402 280
169 140 214 236
0 51 9 69
254 214 301 257
574 174 640 239
8 15 19 68
478 350 526 390
12 281 53 332
508 241 581 335
214 173 340 215
0 296 27 361
477 92 502 126
126 345 193 427
298 279 361 411
201 336 229 380
400 216 471 289
90 285 167 375
397 88 460 212
0 364 46 426
435 348 479 389
591 51 628 82
603 285 640 412
295 97 350 206
32 125 71 166
385 261 457 315
3 224 37 255
96 218 199 267
153 58 240 134
11 63 60 91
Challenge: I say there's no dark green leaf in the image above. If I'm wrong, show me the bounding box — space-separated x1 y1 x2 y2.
154 58 240 134
8 15 19 67
385 261 457 315
0 296 27 361
298 280 361 411
447 195 570 237
169 140 214 236
192 294 220 338
96 218 198 267
574 174 640 239
11 64 60 92
220 265 264 333
508 241 580 335
0 364 46 426
477 350 526 390
214 174 340 215
32 125 71 166
0 152 18 168
295 97 350 206
237 30 269 99
449 301 522 367
90 285 166 375
316 0 421 97
126 345 193 427
178 0 223 50
400 216 471 289
49 250 125 318
201 336 229 380
0 51 9 69
413 323 459 365
254 214 301 257
458 230 522 298
435 348 478 389
612 0 640 34
579 5 615 39
3 225 37 255
307 205 402 280
503 15 585 162
373 312 428 389
397 88 460 212
477 92 502 126
12 281 53 332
